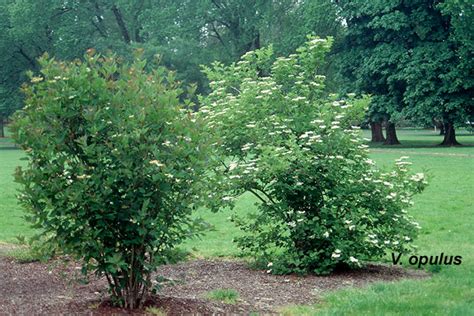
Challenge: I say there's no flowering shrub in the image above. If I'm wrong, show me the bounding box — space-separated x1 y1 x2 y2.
11 51 215 308
200 36 427 275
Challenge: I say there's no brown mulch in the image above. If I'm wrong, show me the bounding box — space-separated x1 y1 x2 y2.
0 255 428 315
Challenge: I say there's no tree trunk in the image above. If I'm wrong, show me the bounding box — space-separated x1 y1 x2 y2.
0 116 4 138
370 121 385 142
384 122 400 145
440 122 460 146
439 123 445 135
111 5 131 44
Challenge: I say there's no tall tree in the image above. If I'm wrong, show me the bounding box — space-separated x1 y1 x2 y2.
337 0 473 146
336 0 413 145
401 0 473 146
1 0 345 117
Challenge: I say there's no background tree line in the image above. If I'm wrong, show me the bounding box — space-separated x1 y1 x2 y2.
0 0 472 145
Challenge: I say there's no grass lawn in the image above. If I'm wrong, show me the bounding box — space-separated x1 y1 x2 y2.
0 129 473 314
0 148 31 242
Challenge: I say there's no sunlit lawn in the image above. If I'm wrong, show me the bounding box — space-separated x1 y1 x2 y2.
1 129 473 314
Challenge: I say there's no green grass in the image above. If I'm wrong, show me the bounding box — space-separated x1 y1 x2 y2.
204 288 240 304
144 306 167 315
182 193 256 258
1 129 473 314
362 129 474 154
0 149 32 242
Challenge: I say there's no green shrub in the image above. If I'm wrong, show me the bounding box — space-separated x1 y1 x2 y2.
200 36 427 275
11 51 216 308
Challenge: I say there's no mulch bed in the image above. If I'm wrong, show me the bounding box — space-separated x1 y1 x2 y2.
0 254 428 315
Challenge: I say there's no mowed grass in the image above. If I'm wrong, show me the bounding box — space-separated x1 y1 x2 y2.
0 129 473 314
0 148 32 242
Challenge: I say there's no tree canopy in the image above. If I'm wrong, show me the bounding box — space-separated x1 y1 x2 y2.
0 0 472 145
336 0 473 145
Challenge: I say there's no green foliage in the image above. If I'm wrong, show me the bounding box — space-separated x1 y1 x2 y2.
337 0 473 140
340 94 371 128
201 36 427 275
0 0 344 114
205 288 240 304
10 52 216 308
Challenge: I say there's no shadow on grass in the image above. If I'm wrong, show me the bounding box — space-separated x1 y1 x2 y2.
0 147 21 151
368 141 474 149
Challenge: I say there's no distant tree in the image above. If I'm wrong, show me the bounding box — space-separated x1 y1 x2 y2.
336 1 406 145
401 0 473 146
337 0 473 146
273 0 344 91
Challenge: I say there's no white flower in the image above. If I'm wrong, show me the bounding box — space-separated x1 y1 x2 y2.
365 159 375 165
149 160 164 167
331 249 342 259
267 262 273 267
410 173 425 182
396 161 412 166
222 196 233 201
349 256 358 263
323 231 330 238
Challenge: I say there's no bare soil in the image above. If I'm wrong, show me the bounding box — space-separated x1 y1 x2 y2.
0 255 428 315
